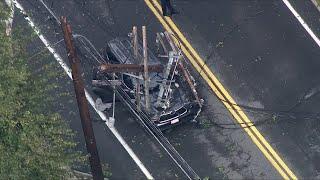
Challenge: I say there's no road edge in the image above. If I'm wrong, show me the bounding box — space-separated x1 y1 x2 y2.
12 1 154 179
310 0 320 13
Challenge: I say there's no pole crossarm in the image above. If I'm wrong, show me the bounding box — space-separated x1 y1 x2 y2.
98 64 163 73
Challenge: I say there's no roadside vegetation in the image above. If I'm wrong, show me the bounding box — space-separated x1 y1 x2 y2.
0 2 88 179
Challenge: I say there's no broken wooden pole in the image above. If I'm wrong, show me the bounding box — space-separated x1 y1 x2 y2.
132 26 141 111
142 26 150 112
60 17 104 180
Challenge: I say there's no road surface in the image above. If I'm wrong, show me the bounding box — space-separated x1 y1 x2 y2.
15 0 320 179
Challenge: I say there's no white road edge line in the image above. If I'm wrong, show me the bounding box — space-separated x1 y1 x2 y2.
12 1 154 179
282 0 320 48
310 0 320 13
4 0 14 36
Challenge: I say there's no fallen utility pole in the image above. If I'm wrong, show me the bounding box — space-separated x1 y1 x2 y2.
142 26 150 112
60 16 104 180
132 26 141 111
164 32 202 106
99 64 163 73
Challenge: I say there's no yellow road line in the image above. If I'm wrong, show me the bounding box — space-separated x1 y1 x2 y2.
144 0 298 179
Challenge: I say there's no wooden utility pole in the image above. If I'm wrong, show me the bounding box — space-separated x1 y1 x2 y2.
60 17 104 180
133 26 141 111
142 26 150 112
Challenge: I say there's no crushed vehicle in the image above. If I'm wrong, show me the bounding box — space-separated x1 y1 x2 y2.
92 31 203 130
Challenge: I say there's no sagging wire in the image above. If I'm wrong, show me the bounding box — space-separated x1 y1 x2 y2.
38 0 60 25
200 111 292 130
26 0 161 67
25 0 111 66
97 31 320 129
195 10 265 81
27 38 64 61
165 28 320 129
25 35 106 72
24 0 320 130
219 85 320 117
74 0 119 38
200 87 320 129
26 0 119 39
73 34 108 64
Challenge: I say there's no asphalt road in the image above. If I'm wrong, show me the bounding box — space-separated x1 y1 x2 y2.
16 0 320 179
167 0 320 178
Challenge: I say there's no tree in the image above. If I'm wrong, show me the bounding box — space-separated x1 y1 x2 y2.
0 2 84 179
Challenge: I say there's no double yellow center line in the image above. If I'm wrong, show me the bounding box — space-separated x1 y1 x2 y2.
144 0 297 179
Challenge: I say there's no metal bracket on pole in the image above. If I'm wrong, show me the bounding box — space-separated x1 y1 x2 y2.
164 31 202 107
156 51 175 108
